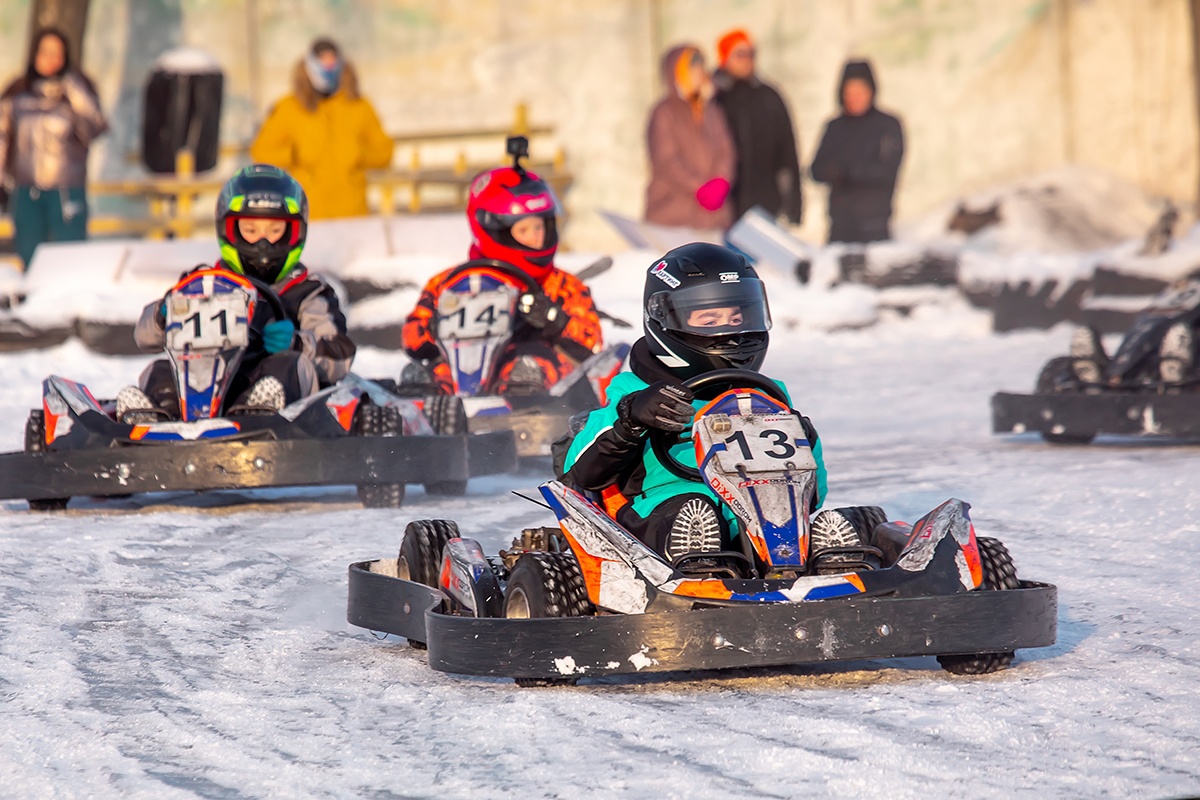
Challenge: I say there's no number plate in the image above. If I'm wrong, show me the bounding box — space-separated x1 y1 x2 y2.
437 288 515 340
704 413 816 473
165 290 251 351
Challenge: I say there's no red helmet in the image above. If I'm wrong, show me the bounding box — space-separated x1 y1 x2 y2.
467 165 559 282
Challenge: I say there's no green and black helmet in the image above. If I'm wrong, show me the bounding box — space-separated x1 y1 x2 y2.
215 164 309 283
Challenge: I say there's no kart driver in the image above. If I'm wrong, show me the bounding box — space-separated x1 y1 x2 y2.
117 164 355 421
400 157 603 395
561 242 863 565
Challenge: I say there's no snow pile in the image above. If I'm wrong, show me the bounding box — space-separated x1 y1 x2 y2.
904 165 1163 256
3 164 1194 350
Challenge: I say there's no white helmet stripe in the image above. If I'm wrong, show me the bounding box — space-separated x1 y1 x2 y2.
646 325 690 369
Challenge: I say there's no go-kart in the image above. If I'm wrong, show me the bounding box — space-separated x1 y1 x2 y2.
993 278 1200 444
349 370 1057 684
0 267 516 511
398 258 628 465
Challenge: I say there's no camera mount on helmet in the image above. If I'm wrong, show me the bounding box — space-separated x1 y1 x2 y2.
506 135 530 175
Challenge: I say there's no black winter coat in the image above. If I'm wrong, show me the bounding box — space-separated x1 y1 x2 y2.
810 107 904 243
713 70 803 224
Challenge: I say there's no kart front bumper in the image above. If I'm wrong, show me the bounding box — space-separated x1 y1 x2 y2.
347 560 1058 680
992 391 1200 439
467 408 573 458
0 431 516 501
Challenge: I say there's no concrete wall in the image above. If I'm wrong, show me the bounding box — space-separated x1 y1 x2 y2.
1 0 1196 249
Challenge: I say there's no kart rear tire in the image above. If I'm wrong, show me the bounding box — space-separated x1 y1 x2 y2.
505 552 592 687
937 536 1020 675
422 395 469 496
24 410 69 512
839 505 887 541
397 519 460 650
356 404 406 508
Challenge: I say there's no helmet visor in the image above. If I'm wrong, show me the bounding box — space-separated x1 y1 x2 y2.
647 278 772 336
475 210 558 254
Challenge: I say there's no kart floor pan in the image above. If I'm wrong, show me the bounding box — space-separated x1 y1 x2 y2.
348 560 1058 681
993 391 1200 438
0 431 516 501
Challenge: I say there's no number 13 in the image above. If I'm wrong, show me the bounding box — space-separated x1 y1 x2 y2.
724 429 796 460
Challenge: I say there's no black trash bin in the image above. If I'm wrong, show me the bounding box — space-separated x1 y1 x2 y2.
142 48 224 174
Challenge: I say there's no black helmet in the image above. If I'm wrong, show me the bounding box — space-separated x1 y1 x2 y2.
642 242 772 379
215 164 309 283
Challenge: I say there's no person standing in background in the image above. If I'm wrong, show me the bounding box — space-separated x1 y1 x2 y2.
810 59 904 243
0 28 108 270
712 29 803 226
644 45 736 232
251 37 393 220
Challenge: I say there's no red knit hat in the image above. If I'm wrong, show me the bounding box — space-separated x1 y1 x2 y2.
717 29 752 66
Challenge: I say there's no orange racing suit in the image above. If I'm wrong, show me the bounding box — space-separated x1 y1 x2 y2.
402 264 603 393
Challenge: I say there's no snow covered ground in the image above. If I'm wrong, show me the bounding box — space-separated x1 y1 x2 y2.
1 299 1199 798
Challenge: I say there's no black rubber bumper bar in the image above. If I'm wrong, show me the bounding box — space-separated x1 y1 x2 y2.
347 561 1058 680
992 391 1200 438
0 431 516 500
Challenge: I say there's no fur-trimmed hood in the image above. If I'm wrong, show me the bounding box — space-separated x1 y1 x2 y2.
291 58 361 112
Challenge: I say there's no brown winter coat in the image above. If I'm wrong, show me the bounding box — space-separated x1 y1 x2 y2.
644 45 736 230
250 60 393 220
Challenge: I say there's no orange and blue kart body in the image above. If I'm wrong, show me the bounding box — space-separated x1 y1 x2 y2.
0 266 516 508
399 258 628 458
349 386 1057 681
0 373 515 506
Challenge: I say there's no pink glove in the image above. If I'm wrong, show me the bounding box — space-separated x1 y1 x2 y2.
696 177 729 211
696 178 731 211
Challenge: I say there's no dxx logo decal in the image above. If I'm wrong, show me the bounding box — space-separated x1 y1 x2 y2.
737 477 801 488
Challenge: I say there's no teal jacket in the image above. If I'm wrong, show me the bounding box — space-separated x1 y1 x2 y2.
564 370 828 524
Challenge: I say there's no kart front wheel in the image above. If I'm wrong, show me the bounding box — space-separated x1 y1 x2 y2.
937 536 1020 675
505 552 593 687
1035 356 1080 394
422 395 469 497
397 519 459 649
355 404 406 508
24 410 69 512
1041 431 1096 446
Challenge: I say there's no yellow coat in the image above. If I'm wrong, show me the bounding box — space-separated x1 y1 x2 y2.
250 61 393 219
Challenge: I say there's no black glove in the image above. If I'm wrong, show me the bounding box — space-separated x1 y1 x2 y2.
617 380 695 436
407 340 440 362
517 292 567 335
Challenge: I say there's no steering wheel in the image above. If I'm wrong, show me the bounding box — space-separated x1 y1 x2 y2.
241 273 290 324
649 369 790 482
440 258 548 304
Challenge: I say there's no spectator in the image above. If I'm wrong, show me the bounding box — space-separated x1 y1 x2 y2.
0 28 108 269
251 37 393 220
712 29 803 225
644 44 735 231
810 59 904 243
